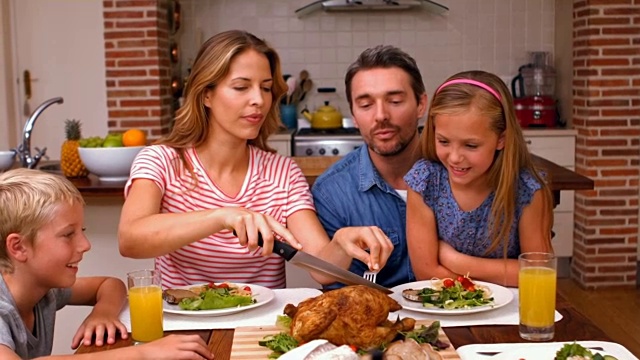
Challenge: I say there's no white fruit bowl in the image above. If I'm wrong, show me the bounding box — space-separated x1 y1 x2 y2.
78 146 144 182
0 150 16 172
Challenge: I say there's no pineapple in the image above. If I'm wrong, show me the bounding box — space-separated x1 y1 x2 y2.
61 119 88 178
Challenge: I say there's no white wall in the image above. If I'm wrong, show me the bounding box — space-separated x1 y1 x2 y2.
0 2 146 354
2 0 109 161
0 0 17 151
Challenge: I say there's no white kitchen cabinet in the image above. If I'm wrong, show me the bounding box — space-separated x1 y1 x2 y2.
523 129 577 257
268 129 294 157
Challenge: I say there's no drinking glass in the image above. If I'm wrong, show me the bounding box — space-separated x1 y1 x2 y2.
127 269 163 343
518 252 557 341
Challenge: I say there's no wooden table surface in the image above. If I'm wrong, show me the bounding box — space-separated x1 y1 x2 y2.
75 293 610 358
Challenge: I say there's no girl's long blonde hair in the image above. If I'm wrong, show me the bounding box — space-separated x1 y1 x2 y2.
420 70 553 256
157 30 287 176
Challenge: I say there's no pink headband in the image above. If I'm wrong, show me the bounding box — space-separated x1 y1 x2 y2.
435 79 502 101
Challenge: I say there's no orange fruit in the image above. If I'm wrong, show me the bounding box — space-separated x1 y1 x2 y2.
122 129 147 147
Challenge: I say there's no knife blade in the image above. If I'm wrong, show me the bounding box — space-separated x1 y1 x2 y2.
233 231 392 294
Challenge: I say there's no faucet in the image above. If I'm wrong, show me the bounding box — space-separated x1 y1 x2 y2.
16 97 64 169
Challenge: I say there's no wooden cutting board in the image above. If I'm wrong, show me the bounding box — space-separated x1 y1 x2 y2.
230 319 460 359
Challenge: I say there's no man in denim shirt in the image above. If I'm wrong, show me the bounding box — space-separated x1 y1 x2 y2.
312 45 428 289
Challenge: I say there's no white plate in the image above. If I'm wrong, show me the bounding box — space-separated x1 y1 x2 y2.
390 280 513 315
163 283 275 317
456 341 639 360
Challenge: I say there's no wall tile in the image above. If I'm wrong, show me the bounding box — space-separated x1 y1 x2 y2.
400 31 416 47
335 16 352 31
400 15 415 31
383 31 401 45
273 18 289 32
352 32 368 47
336 32 353 47
289 18 305 32
179 0 556 115
321 32 336 47
384 15 401 31
304 32 321 47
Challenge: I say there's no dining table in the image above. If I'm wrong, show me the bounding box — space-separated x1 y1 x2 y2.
75 290 610 359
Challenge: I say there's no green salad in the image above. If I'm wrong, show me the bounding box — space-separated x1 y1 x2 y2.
417 276 493 310
178 283 255 311
555 343 618 360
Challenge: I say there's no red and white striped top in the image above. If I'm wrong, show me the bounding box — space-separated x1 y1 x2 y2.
124 145 315 289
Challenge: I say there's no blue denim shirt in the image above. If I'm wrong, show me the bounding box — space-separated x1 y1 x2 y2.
311 145 416 290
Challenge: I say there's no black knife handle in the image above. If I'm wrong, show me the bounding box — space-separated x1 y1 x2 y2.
232 230 298 261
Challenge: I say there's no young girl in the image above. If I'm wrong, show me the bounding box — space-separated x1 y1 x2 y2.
404 70 553 286
0 169 211 360
118 30 392 289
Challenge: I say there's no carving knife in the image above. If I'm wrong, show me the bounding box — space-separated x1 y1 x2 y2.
234 231 392 294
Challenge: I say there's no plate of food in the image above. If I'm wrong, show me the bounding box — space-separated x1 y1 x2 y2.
456 341 636 360
162 282 274 316
390 277 513 315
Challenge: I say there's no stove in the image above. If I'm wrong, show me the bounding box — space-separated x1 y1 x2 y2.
294 127 364 157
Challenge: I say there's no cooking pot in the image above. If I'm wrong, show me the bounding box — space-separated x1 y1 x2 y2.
301 101 343 129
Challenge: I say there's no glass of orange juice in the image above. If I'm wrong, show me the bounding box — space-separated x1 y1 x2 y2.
518 252 557 341
127 269 163 343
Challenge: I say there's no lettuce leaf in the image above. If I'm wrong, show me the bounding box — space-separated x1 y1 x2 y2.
178 288 254 310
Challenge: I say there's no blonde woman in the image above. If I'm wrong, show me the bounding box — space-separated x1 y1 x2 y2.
119 30 392 289
405 70 554 286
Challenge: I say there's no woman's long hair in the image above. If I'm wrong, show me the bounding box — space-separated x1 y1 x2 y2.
420 70 553 256
157 30 287 177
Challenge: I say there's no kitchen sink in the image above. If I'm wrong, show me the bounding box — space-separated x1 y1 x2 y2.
38 162 63 175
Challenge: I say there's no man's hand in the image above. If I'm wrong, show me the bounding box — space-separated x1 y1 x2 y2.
332 226 394 270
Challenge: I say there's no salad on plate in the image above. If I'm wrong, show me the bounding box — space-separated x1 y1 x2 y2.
165 282 255 311
402 276 494 310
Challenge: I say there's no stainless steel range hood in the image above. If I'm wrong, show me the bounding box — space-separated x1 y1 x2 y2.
295 0 449 18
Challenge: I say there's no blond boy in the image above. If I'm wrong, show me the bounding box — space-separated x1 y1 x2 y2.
0 169 211 359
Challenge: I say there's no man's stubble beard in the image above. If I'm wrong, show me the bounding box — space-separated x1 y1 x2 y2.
367 128 419 157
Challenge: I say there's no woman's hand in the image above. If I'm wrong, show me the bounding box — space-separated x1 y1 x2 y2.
331 226 394 271
71 308 129 349
220 207 301 256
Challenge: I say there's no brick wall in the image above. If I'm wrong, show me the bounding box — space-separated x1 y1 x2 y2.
572 0 640 288
102 0 172 141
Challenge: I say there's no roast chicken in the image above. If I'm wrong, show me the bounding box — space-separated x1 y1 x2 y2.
283 285 416 349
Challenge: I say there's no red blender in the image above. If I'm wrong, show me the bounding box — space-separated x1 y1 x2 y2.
511 52 558 128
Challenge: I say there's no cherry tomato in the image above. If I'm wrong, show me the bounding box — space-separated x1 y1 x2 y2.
349 345 358 352
443 278 455 288
217 283 230 289
457 275 465 283
460 278 476 291
207 282 215 288
243 286 251 292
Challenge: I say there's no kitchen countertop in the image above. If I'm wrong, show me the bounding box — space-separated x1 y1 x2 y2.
270 128 295 140
60 154 593 199
522 128 578 136
61 173 127 198
32 129 297 197
292 155 594 208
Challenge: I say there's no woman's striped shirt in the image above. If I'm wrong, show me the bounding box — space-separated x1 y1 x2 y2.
124 145 315 289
